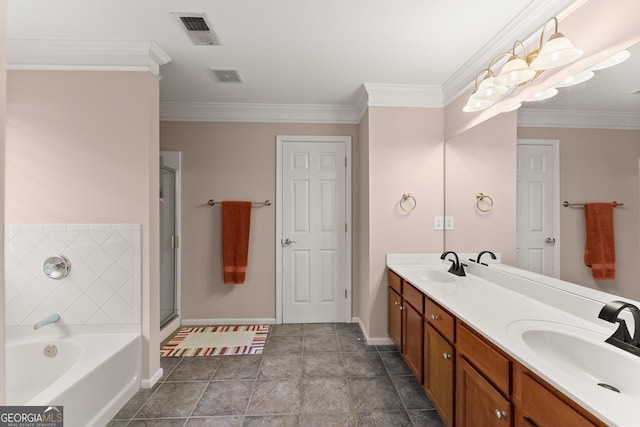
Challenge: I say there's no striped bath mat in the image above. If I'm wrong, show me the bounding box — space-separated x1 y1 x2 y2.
161 325 269 357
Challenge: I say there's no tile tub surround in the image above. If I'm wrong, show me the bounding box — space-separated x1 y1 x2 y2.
5 224 141 326
108 323 445 426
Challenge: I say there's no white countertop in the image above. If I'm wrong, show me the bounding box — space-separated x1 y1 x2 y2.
386 253 640 427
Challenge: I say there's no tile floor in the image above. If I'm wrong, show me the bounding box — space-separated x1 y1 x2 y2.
108 323 445 426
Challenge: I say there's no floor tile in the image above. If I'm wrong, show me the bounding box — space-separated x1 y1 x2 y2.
191 380 254 416
213 354 262 380
343 352 387 377
136 381 207 418
160 357 182 378
337 334 375 352
349 377 405 412
408 409 447 427
356 411 413 426
242 415 299 426
112 387 157 419
299 412 356 426
379 350 413 375
166 356 222 382
302 352 345 377
270 324 303 336
246 379 301 415
334 322 362 335
392 375 434 410
303 323 336 335
301 377 351 414
186 416 243 426
259 353 302 378
126 420 187 427
303 334 339 352
263 335 303 354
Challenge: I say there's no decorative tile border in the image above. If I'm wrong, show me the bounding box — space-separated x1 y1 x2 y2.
5 224 141 326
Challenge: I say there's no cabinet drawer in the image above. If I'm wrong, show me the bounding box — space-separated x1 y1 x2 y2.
388 270 402 294
404 283 424 313
457 323 510 396
425 298 455 342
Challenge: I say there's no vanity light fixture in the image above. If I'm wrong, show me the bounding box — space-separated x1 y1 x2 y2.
554 69 594 88
526 87 558 102
589 49 631 71
463 16 582 112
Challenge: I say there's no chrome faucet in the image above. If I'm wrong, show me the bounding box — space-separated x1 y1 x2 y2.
34 313 61 330
473 250 497 266
440 251 466 277
598 301 640 356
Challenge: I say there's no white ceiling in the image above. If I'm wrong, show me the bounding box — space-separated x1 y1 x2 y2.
8 0 590 121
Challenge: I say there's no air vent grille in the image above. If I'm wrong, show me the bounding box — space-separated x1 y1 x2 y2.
180 16 209 31
211 69 243 83
173 13 220 46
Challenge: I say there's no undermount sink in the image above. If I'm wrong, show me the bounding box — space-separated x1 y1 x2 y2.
507 320 640 398
418 270 456 283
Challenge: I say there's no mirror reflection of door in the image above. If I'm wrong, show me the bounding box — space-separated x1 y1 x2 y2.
160 159 178 328
516 139 560 278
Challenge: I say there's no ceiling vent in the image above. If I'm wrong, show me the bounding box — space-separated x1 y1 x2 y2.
173 13 219 46
210 69 243 83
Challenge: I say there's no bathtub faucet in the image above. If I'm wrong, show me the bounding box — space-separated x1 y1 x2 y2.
34 313 61 330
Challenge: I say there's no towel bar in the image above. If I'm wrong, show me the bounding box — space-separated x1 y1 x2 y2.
562 201 623 208
208 199 272 207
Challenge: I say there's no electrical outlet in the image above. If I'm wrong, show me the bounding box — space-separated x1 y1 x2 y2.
434 216 444 230
445 216 454 230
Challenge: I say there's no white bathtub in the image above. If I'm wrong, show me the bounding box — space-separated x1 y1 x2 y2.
6 326 141 427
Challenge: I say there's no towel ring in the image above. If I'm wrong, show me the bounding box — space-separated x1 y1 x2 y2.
400 193 417 212
476 193 494 212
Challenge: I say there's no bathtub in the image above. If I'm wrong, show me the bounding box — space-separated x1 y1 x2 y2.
6 326 141 427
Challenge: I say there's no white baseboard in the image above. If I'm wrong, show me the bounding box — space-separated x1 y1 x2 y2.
141 368 163 389
353 316 394 346
181 318 276 326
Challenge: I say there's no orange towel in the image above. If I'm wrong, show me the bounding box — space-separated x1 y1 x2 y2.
222 201 252 284
584 202 617 280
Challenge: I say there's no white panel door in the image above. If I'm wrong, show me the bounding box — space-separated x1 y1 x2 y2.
281 140 347 323
516 141 558 277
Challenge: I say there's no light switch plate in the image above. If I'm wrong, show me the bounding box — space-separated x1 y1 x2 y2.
434 216 444 230
445 216 454 230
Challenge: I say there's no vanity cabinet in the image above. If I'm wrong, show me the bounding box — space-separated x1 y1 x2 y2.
387 271 423 381
387 267 609 427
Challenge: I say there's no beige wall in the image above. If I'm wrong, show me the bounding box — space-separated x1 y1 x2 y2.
364 106 445 339
445 112 518 264
159 121 359 322
6 70 161 383
0 0 7 405
519 126 640 300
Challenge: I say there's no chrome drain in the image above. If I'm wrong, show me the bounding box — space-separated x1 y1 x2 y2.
43 344 58 358
597 383 620 393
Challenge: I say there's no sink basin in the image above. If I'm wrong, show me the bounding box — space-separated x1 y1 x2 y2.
418 270 456 283
508 320 640 397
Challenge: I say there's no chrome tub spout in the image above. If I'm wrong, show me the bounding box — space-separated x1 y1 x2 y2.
34 313 61 330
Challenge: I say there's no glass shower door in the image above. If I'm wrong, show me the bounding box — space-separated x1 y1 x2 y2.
160 164 178 328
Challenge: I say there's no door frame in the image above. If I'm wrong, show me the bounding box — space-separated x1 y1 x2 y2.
275 135 352 324
516 139 561 278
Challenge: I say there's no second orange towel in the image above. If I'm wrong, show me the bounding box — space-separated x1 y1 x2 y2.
583 202 617 280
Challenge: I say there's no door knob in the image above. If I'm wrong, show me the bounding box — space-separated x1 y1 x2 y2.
545 237 556 245
282 238 297 246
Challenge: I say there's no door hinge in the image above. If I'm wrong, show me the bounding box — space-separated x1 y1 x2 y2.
345 289 348 298
345 223 347 233
345 157 347 167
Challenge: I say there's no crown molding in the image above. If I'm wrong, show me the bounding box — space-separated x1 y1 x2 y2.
160 102 362 123
7 39 171 78
518 109 640 130
441 0 582 105
363 83 443 108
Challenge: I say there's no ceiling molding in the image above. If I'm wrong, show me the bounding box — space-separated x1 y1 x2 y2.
441 0 581 105
7 39 171 78
518 109 640 130
160 102 362 124
363 83 443 108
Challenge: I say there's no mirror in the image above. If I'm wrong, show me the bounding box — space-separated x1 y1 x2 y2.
445 41 640 301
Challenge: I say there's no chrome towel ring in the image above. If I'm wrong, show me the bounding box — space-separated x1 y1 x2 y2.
476 193 494 212
400 193 417 212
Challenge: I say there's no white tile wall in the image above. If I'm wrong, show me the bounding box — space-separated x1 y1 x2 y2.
5 224 141 326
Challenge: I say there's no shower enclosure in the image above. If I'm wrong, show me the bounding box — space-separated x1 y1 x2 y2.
160 156 178 328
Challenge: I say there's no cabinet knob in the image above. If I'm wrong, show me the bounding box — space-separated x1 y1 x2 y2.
394 301 399 305
494 409 507 420
430 314 439 321
399 306 404 311
442 352 452 360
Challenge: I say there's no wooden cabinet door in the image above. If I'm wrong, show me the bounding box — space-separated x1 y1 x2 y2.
404 302 423 382
424 323 454 427
517 372 596 427
388 288 402 348
456 357 511 427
